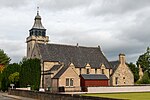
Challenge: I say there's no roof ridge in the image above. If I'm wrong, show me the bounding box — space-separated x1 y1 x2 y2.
38 43 99 49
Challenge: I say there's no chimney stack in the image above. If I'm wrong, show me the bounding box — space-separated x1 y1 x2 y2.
119 53 126 64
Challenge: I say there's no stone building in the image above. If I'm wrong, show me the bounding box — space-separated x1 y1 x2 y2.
110 54 134 86
26 11 134 92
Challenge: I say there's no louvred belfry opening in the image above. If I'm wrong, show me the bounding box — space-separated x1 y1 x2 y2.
29 9 46 37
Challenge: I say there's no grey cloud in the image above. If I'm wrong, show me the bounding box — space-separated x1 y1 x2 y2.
40 0 92 11
0 0 29 8
121 17 150 43
0 0 149 64
0 39 25 63
88 0 150 16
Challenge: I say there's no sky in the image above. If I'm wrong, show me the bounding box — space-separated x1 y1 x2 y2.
0 0 149 64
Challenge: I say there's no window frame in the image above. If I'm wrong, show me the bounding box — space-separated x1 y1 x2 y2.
66 78 74 87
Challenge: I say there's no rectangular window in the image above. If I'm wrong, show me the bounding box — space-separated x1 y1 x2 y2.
102 69 104 74
87 69 90 74
66 78 69 86
70 78 73 86
115 77 118 85
66 78 74 87
95 69 97 74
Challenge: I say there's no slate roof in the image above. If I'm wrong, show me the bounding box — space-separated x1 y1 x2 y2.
109 61 119 71
32 12 45 29
81 74 108 80
37 43 112 69
49 64 62 72
52 65 68 79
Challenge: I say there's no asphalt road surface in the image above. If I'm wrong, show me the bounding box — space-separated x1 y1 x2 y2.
0 92 16 100
0 92 37 100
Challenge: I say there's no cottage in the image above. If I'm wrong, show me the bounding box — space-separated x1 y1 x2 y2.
110 54 134 86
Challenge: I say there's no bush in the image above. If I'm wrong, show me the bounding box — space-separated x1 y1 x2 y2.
19 58 41 90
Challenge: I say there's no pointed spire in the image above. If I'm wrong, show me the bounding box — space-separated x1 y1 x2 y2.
29 7 46 37
32 7 45 29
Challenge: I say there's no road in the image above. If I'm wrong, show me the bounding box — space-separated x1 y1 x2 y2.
0 92 37 100
0 92 16 100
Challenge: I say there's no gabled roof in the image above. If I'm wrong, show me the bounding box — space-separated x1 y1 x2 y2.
37 43 112 69
52 65 68 79
81 74 108 80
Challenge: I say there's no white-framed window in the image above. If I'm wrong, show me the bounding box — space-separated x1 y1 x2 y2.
66 78 74 87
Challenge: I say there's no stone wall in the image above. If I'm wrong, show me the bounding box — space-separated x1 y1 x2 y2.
88 86 150 93
8 89 121 100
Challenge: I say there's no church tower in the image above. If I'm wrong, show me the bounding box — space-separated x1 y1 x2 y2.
26 9 49 58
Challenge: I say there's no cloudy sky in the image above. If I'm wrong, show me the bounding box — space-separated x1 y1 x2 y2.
0 0 149 64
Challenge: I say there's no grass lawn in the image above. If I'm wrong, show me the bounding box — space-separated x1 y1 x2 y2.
81 92 150 100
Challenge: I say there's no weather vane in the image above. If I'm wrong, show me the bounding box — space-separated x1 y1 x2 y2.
37 7 39 14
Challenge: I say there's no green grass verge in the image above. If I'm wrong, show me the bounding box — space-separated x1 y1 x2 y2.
81 92 150 100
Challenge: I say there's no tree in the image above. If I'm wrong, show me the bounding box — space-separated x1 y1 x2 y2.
1 63 20 91
8 72 19 84
137 47 150 76
19 58 41 90
0 49 11 65
0 49 11 73
127 62 139 82
137 71 150 84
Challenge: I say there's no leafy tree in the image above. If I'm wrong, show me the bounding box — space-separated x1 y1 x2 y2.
19 56 27 65
0 49 11 65
8 72 19 84
127 62 139 82
20 58 41 90
137 47 150 76
1 77 8 92
1 63 20 91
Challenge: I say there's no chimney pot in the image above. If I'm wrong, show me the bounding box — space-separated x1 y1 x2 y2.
119 53 126 64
